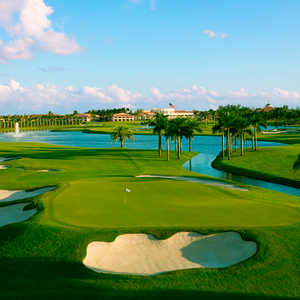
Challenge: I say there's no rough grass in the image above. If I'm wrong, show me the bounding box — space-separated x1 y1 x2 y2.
0 142 300 299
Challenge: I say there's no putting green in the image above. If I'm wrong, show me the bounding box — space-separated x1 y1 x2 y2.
43 178 300 228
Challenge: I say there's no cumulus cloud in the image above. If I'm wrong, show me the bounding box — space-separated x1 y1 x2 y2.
203 30 229 39
0 0 82 63
0 80 299 114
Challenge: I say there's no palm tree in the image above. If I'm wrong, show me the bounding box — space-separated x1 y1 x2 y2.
293 154 300 172
250 113 267 151
212 122 226 158
217 109 236 160
182 119 201 152
111 126 134 148
150 113 168 157
164 121 176 161
233 116 250 156
170 118 186 159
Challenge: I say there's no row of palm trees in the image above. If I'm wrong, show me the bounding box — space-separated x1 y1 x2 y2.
150 114 201 160
111 105 299 165
213 105 267 160
0 118 83 130
111 114 201 160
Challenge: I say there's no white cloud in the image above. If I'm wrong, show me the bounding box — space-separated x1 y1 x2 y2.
229 88 249 97
83 86 113 102
0 0 82 63
203 29 229 39
0 80 299 114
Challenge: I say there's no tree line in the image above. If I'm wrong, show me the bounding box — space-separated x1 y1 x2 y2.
111 113 201 160
111 104 300 163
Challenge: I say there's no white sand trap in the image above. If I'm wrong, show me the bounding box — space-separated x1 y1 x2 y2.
83 232 257 276
0 165 8 170
36 169 57 173
0 186 55 203
136 175 248 191
0 203 37 227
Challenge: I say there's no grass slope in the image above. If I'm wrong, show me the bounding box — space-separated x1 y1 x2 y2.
0 142 300 299
212 144 300 188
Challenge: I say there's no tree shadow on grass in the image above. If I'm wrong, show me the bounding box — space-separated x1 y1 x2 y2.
0 147 161 162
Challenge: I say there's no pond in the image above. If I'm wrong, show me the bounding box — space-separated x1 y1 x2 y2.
0 130 299 196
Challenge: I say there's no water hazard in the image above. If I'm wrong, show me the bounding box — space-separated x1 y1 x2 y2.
0 130 299 196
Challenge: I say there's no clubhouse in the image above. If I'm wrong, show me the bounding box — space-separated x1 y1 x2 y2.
112 107 194 122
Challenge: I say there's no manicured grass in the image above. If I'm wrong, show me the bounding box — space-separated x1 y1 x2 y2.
212 144 300 188
0 142 300 299
258 132 300 144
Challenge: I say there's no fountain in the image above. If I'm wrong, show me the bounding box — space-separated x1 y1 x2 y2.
13 122 23 138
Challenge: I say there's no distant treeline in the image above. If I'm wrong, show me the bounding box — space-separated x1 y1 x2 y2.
195 105 300 125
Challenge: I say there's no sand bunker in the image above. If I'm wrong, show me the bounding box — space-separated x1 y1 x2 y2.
83 232 256 276
0 186 55 203
136 175 248 191
0 203 37 227
0 165 8 170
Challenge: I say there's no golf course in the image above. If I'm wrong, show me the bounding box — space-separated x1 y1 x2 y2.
0 138 300 299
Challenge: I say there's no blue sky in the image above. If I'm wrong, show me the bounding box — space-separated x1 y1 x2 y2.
0 0 299 114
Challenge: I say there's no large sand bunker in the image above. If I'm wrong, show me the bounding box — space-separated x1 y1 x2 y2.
0 165 8 170
83 232 257 276
136 175 248 191
0 186 55 203
0 203 37 227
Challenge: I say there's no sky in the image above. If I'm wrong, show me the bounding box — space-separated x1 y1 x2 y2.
0 0 299 114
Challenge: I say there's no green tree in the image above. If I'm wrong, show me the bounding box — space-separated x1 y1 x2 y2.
150 113 168 157
182 119 201 152
111 126 134 148
250 113 267 151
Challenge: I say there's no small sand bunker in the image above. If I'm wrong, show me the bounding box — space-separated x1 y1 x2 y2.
36 169 57 173
0 165 8 170
0 203 37 227
136 175 248 191
83 232 257 276
0 186 55 203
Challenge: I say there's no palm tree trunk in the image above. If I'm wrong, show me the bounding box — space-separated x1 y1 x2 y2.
254 128 257 151
175 138 177 152
222 133 224 158
177 136 180 160
180 136 182 153
227 129 231 160
159 134 162 157
120 138 124 148
240 134 244 156
234 136 237 152
166 137 170 161
189 136 192 152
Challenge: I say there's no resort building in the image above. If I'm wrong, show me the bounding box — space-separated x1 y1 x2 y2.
258 104 274 113
112 113 135 122
151 107 194 119
137 111 155 120
75 113 93 122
